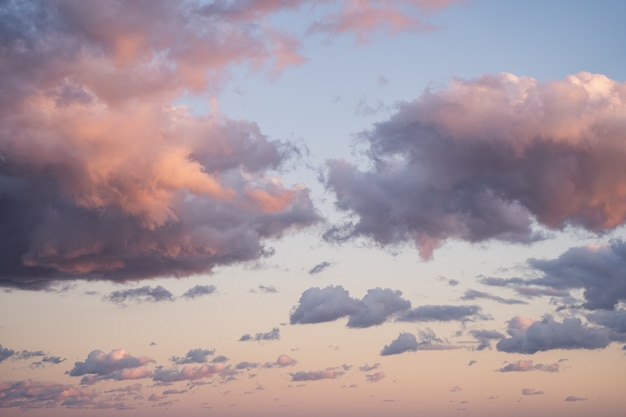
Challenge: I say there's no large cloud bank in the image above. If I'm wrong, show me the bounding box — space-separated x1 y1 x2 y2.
325 72 626 257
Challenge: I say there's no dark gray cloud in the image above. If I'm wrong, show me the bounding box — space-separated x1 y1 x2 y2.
461 289 526 305
498 360 559 373
42 355 66 364
212 355 229 363
0 0 319 290
380 333 418 356
290 286 361 324
170 348 215 365
496 316 610 354
0 345 14 362
290 286 412 328
586 309 626 342
397 304 482 322
347 288 412 328
182 285 216 299
308 261 331 275
470 329 505 351
104 286 174 305
324 73 626 258
239 327 280 342
290 369 344 381
236 361 259 370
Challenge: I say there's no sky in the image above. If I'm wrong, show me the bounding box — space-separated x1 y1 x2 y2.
1 0 626 416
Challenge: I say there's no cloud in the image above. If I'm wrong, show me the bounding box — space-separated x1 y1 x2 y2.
212 355 229 363
251 285 278 293
290 369 345 381
104 286 174 305
153 363 228 383
347 288 412 328
69 349 154 384
264 354 297 368
181 285 216 299
0 0 319 289
239 327 280 342
170 349 215 365
0 380 96 409
397 305 482 322
365 371 386 382
0 345 15 362
380 332 418 356
359 363 380 372
290 286 412 327
290 286 361 324
496 316 610 354
565 396 587 402
470 329 505 351
587 309 626 341
497 360 559 373
324 72 626 258
308 261 331 275
461 289 527 305
522 388 544 396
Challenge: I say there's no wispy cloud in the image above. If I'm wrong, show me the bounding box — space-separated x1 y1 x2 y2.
239 327 280 342
104 286 174 305
182 285 216 299
498 360 559 373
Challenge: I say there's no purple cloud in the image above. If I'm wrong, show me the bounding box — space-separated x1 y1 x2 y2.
290 369 344 381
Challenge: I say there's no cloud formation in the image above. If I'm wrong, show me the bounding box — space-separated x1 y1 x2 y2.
181 285 216 299
496 316 610 354
170 349 215 365
380 332 418 356
290 286 412 327
461 289 526 305
522 388 544 396
0 380 95 409
325 72 626 258
153 363 228 383
290 369 344 381
104 286 174 305
239 327 280 342
69 349 154 385
497 360 559 373
397 304 482 322
0 0 319 289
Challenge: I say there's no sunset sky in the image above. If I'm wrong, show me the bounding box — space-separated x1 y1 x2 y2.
1 1 626 416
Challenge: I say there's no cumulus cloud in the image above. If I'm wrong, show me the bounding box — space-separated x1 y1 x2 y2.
69 349 154 385
397 304 482 322
0 0 319 289
239 327 280 342
170 349 215 365
290 286 361 324
104 286 174 305
470 329 505 351
496 316 610 354
380 332 418 356
308 261 331 275
497 360 559 373
325 72 626 258
587 309 626 341
290 369 344 381
181 285 216 299
153 363 228 383
0 345 15 362
290 286 412 327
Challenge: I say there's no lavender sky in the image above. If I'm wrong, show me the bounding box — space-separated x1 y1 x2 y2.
1 1 626 416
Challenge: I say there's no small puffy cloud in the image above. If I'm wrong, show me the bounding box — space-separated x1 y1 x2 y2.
69 349 154 384
105 286 174 305
461 289 526 305
264 354 297 368
365 371 385 382
290 286 412 327
497 360 559 373
290 369 344 381
239 327 280 342
496 316 610 354
212 355 229 363
290 286 361 324
565 396 587 402
182 285 216 299
468 360 477 366
170 348 215 365
308 261 331 275
347 288 412 328
397 305 482 322
359 363 380 372
522 388 544 396
153 363 227 383
324 72 626 259
236 361 259 370
42 356 66 364
381 333 418 356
